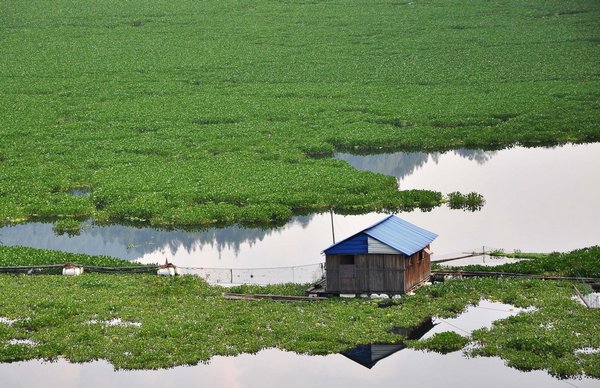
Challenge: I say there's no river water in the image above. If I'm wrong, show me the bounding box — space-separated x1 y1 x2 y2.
0 300 596 388
1 144 599 386
1 143 598 270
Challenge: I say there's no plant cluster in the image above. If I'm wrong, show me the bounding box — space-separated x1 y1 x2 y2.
459 246 600 278
446 192 485 211
0 245 146 268
1 0 599 227
0 245 599 378
406 331 469 354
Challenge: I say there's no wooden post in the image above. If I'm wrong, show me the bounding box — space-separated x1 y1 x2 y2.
330 209 336 244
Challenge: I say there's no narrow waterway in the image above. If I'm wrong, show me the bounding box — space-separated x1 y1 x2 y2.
1 144 599 386
1 144 598 270
0 300 595 388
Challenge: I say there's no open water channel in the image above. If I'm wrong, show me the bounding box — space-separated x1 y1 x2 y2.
1 143 599 386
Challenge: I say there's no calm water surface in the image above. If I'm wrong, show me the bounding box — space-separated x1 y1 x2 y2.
1 144 599 386
1 143 598 269
1 300 596 388
4 349 597 388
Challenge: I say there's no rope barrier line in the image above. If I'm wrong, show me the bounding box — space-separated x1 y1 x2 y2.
177 262 325 271
0 261 325 270
434 318 471 335
0 262 326 285
0 263 326 271
471 305 516 313
0 264 157 274
84 265 158 270
0 264 64 270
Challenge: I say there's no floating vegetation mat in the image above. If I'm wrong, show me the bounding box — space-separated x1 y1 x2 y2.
1 0 599 227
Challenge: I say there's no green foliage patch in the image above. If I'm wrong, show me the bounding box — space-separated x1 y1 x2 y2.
460 246 600 278
0 245 145 268
446 191 485 211
406 331 469 354
52 219 82 236
0 267 598 378
1 0 599 226
470 300 600 378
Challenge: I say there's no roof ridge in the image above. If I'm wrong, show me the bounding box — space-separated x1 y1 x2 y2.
363 214 395 232
323 214 437 256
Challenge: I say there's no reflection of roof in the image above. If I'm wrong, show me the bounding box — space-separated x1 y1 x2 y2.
343 344 405 369
323 215 438 256
342 317 435 368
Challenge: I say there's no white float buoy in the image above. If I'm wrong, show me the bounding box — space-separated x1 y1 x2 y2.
157 267 176 276
157 259 179 276
62 264 83 276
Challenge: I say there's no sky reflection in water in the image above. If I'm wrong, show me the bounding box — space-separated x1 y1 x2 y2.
1 144 599 386
1 143 599 269
0 300 595 388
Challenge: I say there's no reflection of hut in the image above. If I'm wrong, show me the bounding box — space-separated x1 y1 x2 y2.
323 215 437 295
343 317 435 368
343 344 405 369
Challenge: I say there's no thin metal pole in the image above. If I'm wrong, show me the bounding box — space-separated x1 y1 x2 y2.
330 209 336 244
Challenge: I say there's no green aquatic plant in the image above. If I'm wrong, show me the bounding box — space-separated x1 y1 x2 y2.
0 245 147 268
406 331 469 354
458 246 600 278
0 245 599 377
470 302 600 379
0 0 598 227
52 219 81 236
227 283 308 296
0 274 596 376
446 192 485 211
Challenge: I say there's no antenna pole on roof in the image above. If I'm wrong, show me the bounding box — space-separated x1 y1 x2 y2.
330 208 336 244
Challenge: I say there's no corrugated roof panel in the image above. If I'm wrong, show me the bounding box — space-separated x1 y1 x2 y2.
323 234 368 255
365 216 437 256
323 215 437 256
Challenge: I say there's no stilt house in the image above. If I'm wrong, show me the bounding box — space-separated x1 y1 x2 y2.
323 215 437 295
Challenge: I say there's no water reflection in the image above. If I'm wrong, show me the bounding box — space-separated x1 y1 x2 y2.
0 216 319 268
343 317 435 369
335 148 496 182
436 254 523 267
1 144 599 270
0 300 594 388
452 149 496 164
422 299 533 338
0 301 595 387
2 349 597 388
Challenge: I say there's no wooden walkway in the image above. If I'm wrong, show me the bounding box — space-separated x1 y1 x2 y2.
432 269 600 284
431 253 479 264
222 293 327 302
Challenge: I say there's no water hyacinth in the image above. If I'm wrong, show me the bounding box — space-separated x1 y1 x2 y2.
0 0 598 227
0 245 598 377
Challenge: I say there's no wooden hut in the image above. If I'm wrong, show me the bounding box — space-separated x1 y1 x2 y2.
323 215 437 295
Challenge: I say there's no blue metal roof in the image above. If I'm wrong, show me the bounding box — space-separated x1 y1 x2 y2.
324 234 368 255
323 215 438 256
